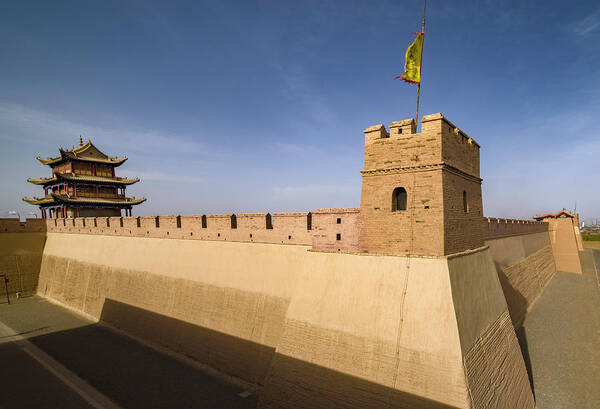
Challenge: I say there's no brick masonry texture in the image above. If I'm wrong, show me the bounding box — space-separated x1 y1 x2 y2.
360 114 484 256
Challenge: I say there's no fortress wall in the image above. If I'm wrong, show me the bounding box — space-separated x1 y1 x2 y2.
44 212 314 245
485 232 556 327
484 217 548 239
260 247 534 408
0 219 47 299
37 233 533 408
38 233 308 384
311 208 361 252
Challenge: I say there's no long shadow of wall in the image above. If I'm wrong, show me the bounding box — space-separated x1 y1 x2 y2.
13 322 257 409
95 299 460 409
100 298 276 386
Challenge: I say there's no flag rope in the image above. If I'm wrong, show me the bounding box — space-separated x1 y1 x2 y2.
415 0 426 130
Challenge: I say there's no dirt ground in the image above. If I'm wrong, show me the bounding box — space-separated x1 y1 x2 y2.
583 241 600 249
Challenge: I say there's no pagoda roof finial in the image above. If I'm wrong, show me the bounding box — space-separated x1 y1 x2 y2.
79 135 83 146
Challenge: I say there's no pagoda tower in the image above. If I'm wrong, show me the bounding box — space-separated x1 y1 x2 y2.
23 138 146 219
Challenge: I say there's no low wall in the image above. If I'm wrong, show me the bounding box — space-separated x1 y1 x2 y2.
483 217 548 239
37 233 533 408
0 219 47 300
485 232 556 327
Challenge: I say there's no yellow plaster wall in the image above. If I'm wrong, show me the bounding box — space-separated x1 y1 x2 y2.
485 233 556 326
38 233 534 408
0 233 46 300
548 218 583 274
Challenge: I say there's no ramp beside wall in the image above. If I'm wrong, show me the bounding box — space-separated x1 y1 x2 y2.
485 232 556 327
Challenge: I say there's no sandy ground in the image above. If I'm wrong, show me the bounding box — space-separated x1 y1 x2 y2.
583 241 600 249
519 249 600 409
0 297 257 409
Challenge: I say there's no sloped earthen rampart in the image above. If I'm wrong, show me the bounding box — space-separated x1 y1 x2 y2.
36 233 534 408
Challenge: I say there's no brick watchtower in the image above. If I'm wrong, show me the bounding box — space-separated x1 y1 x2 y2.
359 113 483 256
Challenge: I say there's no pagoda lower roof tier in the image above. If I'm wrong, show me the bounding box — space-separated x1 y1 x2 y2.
27 173 140 186
23 194 146 207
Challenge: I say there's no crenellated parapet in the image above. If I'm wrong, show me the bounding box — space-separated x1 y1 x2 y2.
360 113 483 256
45 212 315 245
484 217 548 239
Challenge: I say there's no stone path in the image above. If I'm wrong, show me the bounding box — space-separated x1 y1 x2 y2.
519 249 600 409
0 296 257 409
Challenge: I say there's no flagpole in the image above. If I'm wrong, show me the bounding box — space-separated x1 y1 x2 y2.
415 0 426 130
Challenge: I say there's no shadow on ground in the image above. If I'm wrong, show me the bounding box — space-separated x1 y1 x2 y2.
0 296 462 409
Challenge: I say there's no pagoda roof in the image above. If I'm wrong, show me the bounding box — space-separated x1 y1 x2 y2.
533 209 576 221
23 194 146 207
27 173 140 186
36 140 127 167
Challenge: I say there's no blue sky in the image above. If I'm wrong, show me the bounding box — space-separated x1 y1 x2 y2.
1 0 599 223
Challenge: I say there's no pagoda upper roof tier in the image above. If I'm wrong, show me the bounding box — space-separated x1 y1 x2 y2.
23 194 146 207
27 173 140 186
36 140 127 167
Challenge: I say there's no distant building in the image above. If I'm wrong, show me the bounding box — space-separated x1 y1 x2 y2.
23 138 146 218
534 209 580 227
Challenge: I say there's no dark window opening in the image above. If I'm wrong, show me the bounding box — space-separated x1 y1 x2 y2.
288 235 292 240
392 187 407 211
106 218 110 227
463 190 469 213
155 216 160 228
307 213 312 230
250 233 253 238
336 218 341 224
398 128 403 134
231 214 237 229
336 233 341 240
424 205 430 209
218 233 221 237
266 213 273 229
176 215 181 228
136 217 141 228
201 215 207 228
93 218 97 227
119 217 124 227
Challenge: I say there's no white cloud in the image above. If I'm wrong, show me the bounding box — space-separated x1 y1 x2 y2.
0 102 211 159
573 9 600 37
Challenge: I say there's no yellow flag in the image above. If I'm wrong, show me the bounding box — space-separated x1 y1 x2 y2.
396 32 424 84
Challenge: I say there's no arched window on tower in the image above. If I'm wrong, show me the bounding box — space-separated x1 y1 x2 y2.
392 187 407 211
463 190 469 213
